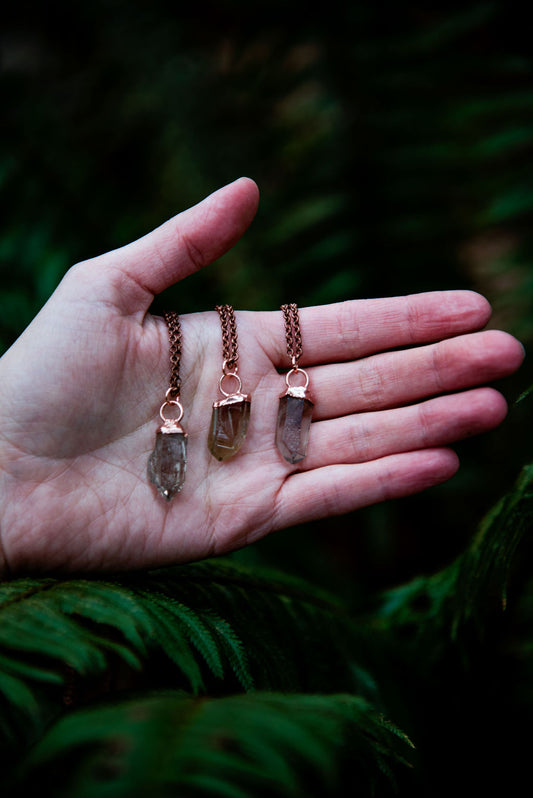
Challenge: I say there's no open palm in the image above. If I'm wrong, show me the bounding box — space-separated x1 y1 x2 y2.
0 179 524 575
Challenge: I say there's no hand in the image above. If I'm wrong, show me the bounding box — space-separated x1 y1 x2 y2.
0 178 524 574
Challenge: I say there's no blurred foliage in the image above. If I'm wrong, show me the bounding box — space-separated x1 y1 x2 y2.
1 1 533 794
9 692 414 797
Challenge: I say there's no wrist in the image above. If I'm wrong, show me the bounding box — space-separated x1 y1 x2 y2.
0 530 8 579
0 483 8 579
0 437 12 579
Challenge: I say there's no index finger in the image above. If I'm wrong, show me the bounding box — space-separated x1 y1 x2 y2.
256 291 492 367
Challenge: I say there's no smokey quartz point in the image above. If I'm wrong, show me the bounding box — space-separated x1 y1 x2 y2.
276 390 314 464
147 427 187 501
208 395 251 461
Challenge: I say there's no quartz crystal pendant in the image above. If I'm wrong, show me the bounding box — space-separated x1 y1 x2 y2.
147 420 188 501
276 385 314 464
208 394 251 461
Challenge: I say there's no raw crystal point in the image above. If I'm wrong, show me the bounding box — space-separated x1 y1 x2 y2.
208 394 251 461
148 428 187 501
276 392 313 464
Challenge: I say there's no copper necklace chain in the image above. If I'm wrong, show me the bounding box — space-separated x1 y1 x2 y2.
215 304 239 373
208 304 250 461
150 302 312 494
281 303 303 367
147 310 188 501
163 310 183 397
276 302 313 464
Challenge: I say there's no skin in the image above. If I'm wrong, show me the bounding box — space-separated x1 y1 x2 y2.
0 178 525 575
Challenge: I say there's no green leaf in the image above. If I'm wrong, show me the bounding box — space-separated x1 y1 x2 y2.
370 462 533 651
9 691 413 797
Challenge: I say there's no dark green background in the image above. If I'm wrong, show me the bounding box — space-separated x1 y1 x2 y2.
1 0 532 593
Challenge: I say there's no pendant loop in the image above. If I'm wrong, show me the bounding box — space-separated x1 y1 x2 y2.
219 371 243 398
285 367 309 392
160 398 184 424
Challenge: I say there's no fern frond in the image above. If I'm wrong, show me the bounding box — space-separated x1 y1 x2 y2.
369 461 533 654
139 590 225 680
131 595 206 694
204 612 254 691
451 463 533 633
0 558 376 772
141 560 368 691
8 691 413 797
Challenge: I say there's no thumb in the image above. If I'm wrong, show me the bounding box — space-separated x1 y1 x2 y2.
79 177 260 313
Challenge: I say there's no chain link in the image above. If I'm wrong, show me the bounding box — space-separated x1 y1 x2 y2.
215 305 239 371
281 303 303 365
163 310 182 396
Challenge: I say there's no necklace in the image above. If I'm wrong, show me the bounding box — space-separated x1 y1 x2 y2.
208 305 251 461
147 311 188 500
276 303 314 463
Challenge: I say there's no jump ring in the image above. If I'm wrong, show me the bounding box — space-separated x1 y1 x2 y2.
285 367 309 391
219 372 242 397
222 358 238 377
160 399 184 423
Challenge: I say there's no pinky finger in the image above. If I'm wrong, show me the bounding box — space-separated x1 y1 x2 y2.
274 448 460 528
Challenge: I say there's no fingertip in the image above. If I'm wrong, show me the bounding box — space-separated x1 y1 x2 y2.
507 333 526 369
473 386 509 428
436 289 492 333
218 176 260 215
419 447 460 487
199 176 260 237
230 177 260 223
481 329 526 375
461 290 493 326
439 446 460 476
234 175 260 197
242 179 260 218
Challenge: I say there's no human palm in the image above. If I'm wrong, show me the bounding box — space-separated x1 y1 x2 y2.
0 179 524 574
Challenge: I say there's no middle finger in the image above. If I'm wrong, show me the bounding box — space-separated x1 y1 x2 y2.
306 329 522 420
